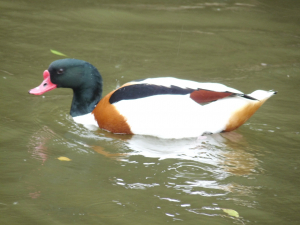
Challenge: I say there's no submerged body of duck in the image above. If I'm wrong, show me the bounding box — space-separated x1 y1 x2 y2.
29 59 276 139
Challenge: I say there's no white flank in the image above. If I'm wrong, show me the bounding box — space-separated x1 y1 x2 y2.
113 94 244 139
114 94 204 138
113 90 276 139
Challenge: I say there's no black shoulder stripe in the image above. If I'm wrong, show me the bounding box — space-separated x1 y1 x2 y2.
109 84 196 104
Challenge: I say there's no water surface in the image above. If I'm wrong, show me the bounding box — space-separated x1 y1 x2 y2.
1 0 300 224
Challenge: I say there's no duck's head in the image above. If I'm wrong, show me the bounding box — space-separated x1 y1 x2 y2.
29 58 103 116
29 58 103 95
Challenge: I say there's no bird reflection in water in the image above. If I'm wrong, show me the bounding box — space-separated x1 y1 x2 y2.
28 125 259 177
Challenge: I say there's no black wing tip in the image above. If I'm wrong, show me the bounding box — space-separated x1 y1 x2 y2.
240 94 258 101
240 90 277 101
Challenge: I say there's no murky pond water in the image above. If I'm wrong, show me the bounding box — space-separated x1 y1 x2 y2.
1 0 300 224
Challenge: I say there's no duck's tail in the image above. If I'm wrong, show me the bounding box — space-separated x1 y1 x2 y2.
224 90 277 132
247 90 277 101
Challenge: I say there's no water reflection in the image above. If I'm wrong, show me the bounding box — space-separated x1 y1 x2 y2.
27 126 56 163
28 120 260 178
118 132 258 177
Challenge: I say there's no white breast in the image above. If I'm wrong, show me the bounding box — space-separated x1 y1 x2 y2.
73 113 98 130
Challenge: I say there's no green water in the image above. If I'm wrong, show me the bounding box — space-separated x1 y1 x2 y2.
1 0 300 224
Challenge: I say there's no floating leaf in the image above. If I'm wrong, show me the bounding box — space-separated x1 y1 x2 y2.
50 49 67 57
222 208 239 218
57 156 71 161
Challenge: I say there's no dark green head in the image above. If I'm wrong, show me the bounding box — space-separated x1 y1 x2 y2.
29 58 103 117
49 58 102 91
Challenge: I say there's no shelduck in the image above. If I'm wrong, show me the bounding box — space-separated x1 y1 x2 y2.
29 59 276 139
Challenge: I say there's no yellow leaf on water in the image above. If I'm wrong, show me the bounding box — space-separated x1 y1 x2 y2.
50 49 67 57
57 156 71 161
222 208 239 218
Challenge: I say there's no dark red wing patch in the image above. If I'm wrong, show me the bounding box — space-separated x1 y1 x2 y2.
190 89 233 104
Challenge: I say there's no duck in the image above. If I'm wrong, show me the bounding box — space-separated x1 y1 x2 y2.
29 58 276 139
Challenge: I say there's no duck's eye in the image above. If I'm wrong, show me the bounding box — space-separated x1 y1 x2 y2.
57 68 64 74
